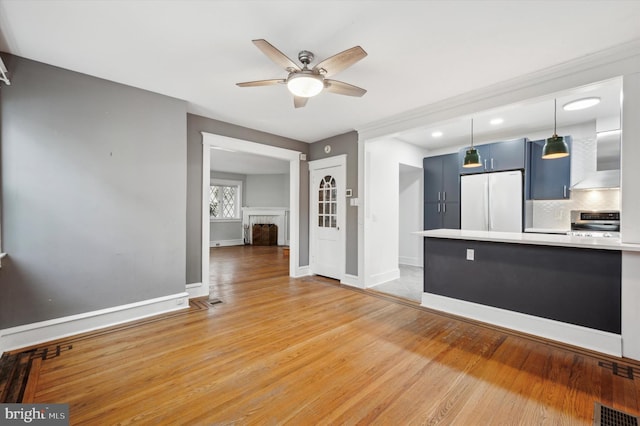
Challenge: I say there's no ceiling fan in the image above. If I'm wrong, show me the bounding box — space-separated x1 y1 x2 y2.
236 39 368 108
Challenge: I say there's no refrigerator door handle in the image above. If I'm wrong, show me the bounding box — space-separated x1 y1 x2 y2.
438 191 441 201
443 203 446 213
437 203 441 213
443 191 446 201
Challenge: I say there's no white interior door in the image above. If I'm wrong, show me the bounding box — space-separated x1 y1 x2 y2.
309 157 346 280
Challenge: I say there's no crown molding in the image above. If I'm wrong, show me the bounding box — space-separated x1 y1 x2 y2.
358 38 640 141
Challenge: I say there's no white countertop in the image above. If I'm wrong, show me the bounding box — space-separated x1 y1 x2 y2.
416 229 640 251
524 227 570 234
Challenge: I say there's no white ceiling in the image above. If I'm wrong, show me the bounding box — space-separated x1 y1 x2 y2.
1 0 639 146
394 76 623 151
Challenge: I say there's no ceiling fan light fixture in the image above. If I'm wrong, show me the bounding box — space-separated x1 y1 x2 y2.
287 73 324 98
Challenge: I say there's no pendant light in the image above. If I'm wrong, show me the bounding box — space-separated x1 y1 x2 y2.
463 118 482 168
542 99 570 159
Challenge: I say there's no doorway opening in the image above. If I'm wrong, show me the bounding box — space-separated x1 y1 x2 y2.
198 132 302 300
368 163 423 302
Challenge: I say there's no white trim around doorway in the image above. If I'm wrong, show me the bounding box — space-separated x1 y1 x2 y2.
199 133 304 299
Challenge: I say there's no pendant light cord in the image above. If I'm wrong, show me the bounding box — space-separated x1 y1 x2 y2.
553 98 558 137
471 118 474 148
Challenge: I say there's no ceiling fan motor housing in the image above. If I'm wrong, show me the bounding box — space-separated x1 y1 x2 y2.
298 50 314 66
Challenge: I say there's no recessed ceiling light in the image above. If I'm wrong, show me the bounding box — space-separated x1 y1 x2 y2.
490 118 504 125
563 97 601 111
431 131 443 138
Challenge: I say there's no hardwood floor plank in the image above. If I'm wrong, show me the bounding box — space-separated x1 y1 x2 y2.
2 245 637 425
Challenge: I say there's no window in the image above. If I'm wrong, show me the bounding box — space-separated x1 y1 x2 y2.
210 179 242 220
318 175 337 228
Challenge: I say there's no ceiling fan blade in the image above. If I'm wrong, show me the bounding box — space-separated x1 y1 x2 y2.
236 79 285 87
294 96 308 108
313 46 367 77
324 79 367 97
252 39 301 72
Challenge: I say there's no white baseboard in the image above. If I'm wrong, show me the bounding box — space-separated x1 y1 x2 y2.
399 256 423 267
186 282 208 299
210 239 244 247
366 268 401 287
0 292 189 356
294 266 310 278
421 292 622 357
341 273 362 288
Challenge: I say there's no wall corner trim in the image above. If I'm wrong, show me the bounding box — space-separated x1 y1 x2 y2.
0 292 189 356
294 266 310 278
186 282 208 299
366 268 401 287
341 274 362 288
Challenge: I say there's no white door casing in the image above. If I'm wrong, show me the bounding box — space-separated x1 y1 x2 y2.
309 155 346 280
197 132 303 300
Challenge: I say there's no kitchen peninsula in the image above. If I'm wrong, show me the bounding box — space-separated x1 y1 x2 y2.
417 229 640 356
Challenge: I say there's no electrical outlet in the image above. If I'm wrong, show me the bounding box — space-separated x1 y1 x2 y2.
466 249 475 261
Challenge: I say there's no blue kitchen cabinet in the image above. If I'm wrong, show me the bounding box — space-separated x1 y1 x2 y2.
459 138 526 174
423 153 460 230
527 137 572 200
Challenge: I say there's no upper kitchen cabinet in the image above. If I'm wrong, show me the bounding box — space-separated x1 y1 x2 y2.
459 138 527 175
527 136 572 200
424 153 460 230
424 153 460 203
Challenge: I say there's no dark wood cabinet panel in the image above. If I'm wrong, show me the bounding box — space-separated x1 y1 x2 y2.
423 154 460 230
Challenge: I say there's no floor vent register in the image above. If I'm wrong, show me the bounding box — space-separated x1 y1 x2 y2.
594 403 639 426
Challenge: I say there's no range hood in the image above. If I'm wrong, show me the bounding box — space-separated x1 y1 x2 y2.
572 128 621 190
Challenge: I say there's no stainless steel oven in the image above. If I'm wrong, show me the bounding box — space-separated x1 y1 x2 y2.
568 210 620 238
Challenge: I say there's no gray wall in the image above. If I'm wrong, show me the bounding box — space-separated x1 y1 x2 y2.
309 131 358 275
210 222 243 242
186 114 310 283
0 54 187 328
245 174 290 207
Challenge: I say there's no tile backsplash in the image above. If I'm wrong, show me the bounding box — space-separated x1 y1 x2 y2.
527 190 620 230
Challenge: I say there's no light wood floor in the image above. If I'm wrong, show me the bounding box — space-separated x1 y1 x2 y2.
3 245 640 425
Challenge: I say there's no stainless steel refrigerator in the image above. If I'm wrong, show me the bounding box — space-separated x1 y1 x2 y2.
460 170 523 232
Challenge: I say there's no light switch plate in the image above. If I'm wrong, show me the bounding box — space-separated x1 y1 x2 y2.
466 249 474 261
